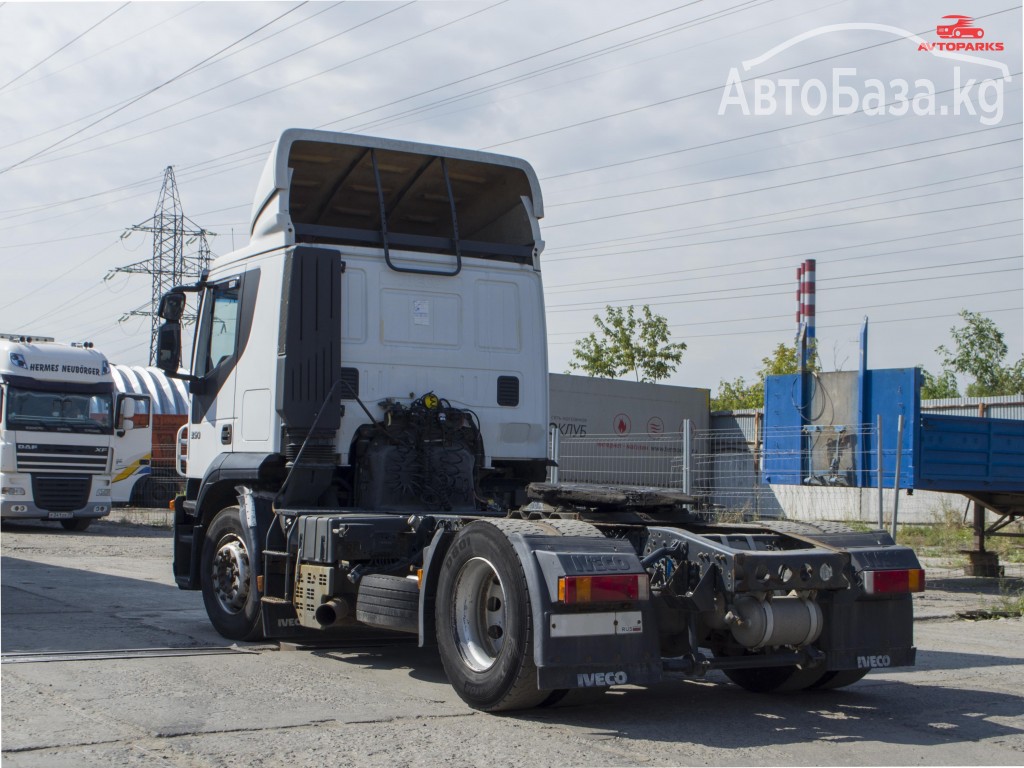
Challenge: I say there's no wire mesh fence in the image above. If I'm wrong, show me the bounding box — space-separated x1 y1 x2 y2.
548 421 937 524
117 442 185 509
690 423 915 522
549 430 692 491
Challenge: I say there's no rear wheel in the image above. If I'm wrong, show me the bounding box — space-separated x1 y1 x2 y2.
201 506 263 641
435 521 549 712
721 653 825 693
810 669 869 690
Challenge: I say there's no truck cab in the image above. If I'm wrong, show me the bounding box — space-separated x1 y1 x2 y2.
162 130 550 516
0 335 139 530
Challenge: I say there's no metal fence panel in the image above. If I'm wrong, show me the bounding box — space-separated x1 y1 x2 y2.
550 430 691 490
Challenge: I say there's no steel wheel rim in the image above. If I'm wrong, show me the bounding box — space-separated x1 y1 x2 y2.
451 557 506 672
212 534 250 614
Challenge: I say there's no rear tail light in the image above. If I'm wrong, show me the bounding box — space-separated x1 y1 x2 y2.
862 568 926 595
558 574 649 604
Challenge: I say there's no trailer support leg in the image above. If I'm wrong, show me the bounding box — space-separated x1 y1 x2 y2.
964 501 1001 577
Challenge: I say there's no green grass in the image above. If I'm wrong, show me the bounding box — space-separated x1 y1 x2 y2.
994 587 1024 617
894 506 1024 564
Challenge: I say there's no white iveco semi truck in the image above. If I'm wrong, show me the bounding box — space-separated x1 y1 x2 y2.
0 335 145 530
156 130 924 711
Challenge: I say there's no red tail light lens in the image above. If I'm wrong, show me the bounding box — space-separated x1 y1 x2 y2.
863 568 926 595
558 574 649 604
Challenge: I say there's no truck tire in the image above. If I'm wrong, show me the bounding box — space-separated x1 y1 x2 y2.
129 477 150 507
356 574 419 633
810 669 869 690
60 518 92 532
201 506 263 641
435 521 550 712
144 479 172 509
722 662 825 693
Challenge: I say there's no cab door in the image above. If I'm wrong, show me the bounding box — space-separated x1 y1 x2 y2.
186 277 242 479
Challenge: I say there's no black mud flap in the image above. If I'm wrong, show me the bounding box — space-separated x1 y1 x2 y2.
506 533 664 691
260 597 324 641
820 594 917 671
172 496 202 590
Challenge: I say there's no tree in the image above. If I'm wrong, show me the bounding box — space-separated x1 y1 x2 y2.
568 305 686 383
710 375 763 411
711 342 819 411
936 310 1024 397
919 367 959 400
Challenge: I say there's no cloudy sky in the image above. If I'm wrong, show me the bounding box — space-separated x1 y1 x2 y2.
1 0 1020 394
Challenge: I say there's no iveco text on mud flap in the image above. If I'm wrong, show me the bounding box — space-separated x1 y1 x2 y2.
155 129 924 712
1 335 145 530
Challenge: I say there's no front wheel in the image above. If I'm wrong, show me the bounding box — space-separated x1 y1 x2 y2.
60 518 92 532
435 521 549 712
201 506 263 641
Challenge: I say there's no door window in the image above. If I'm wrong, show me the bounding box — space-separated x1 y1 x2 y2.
195 280 240 378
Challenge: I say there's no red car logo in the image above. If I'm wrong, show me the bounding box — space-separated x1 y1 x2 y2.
936 15 984 39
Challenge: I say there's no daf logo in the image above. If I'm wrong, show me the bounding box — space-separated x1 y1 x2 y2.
17 444 38 450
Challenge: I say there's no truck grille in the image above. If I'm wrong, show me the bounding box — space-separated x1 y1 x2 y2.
31 475 91 512
16 443 109 474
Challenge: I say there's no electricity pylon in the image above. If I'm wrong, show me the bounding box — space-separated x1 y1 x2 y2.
107 166 213 365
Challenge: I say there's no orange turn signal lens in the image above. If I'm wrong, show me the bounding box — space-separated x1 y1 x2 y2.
862 568 926 595
557 574 649 604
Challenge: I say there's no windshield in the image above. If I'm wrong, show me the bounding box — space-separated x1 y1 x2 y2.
4 386 113 434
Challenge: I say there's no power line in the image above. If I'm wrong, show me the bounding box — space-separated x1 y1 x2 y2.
548 122 1022 209
0 3 129 92
0 0 739 213
542 194 1024 281
483 5 1020 151
0 3 203 102
544 195 1023 273
13 1 509 171
545 137 1023 233
0 229 127 250
0 3 311 174
16 2 408 159
545 166 1022 256
546 228 1023 298
0 239 121 312
548 305 1024 344
545 260 1023 313
0 4 1000 231
546 216 1022 284
545 168 1021 269
335 0 777 136
0 3 336 149
548 287 1023 336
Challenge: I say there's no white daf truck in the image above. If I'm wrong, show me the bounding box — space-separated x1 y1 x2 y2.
0 335 145 530
156 130 924 711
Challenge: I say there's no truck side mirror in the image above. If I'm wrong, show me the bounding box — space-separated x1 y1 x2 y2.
157 323 181 375
117 397 136 432
159 291 186 322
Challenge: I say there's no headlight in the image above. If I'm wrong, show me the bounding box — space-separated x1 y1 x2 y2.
96 488 111 497
2 486 26 496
